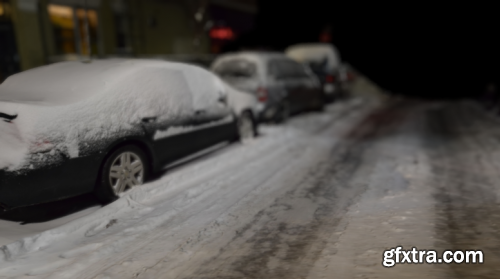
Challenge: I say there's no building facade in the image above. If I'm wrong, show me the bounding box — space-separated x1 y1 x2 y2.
0 0 256 80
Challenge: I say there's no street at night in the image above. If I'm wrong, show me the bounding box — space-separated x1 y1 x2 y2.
2 0 500 278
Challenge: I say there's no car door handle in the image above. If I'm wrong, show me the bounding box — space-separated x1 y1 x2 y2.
141 117 157 123
195 110 206 115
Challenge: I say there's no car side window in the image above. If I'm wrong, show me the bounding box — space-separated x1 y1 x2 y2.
288 61 311 79
269 59 309 80
213 59 256 79
268 59 291 80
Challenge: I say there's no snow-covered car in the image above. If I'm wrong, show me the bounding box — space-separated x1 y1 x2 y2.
211 51 324 123
285 43 346 102
0 59 258 210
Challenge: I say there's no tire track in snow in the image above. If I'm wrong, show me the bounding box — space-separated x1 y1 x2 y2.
82 100 378 279
426 103 500 278
129 101 400 279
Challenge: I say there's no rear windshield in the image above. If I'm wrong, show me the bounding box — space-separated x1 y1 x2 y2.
213 59 257 79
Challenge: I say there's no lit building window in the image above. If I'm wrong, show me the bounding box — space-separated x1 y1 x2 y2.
48 4 99 56
48 4 75 54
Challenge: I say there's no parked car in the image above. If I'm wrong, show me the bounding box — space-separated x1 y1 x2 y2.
285 43 348 102
0 59 258 209
210 51 324 123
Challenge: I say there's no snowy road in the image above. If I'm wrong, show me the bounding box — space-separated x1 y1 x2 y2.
2 97 500 278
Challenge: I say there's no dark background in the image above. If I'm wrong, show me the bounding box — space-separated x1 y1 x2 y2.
223 1 499 99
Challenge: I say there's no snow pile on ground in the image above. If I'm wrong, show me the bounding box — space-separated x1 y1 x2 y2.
0 59 234 171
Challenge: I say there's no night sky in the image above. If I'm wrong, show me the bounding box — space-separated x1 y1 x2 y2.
226 1 500 99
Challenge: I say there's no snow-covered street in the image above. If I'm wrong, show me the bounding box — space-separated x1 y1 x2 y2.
2 96 500 278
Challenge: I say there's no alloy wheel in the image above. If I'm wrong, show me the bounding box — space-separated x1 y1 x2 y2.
109 152 145 195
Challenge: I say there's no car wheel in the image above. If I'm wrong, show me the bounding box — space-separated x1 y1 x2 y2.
94 145 149 204
237 111 256 142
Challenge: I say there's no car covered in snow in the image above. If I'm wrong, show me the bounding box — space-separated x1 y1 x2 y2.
0 59 258 209
211 51 324 123
285 43 349 102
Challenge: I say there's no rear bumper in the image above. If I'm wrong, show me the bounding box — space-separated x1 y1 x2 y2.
0 155 101 210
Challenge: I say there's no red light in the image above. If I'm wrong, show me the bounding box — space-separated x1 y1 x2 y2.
326 75 335 83
210 28 235 40
320 32 331 42
256 87 268 103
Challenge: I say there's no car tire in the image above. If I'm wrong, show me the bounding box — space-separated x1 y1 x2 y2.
236 111 257 142
94 145 149 204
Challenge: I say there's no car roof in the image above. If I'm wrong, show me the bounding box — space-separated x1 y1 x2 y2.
214 51 289 62
0 59 206 105
285 43 341 72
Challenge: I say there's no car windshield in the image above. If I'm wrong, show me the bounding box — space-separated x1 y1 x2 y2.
213 59 257 79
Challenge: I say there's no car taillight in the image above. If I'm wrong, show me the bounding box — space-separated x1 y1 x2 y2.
257 87 268 103
30 140 54 154
326 75 335 83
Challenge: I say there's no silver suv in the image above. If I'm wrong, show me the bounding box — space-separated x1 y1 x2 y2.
211 51 324 123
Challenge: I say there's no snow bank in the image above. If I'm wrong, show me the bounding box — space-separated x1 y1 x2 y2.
0 59 232 171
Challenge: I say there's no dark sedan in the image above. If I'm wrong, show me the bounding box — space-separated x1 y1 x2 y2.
0 59 258 210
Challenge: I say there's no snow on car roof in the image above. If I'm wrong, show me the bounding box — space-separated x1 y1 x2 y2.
211 51 292 78
214 51 287 62
285 43 341 72
0 59 206 106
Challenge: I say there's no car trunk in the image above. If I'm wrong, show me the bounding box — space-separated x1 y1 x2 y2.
0 110 28 171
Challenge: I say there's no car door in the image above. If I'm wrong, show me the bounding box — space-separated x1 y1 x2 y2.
274 59 304 113
150 65 235 167
181 66 236 150
135 67 198 167
292 62 322 109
